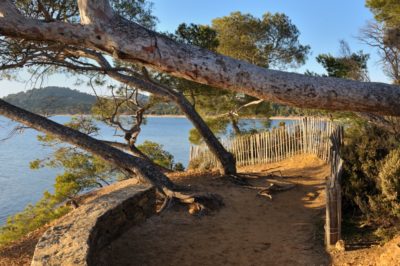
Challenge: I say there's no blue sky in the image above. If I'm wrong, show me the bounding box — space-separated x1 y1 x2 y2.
0 0 389 97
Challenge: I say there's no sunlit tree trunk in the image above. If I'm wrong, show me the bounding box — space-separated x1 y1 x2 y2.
0 0 399 116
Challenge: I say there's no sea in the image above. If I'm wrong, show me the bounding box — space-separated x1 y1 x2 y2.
0 116 292 225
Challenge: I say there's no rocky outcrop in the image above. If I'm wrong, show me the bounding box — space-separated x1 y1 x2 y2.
31 185 156 266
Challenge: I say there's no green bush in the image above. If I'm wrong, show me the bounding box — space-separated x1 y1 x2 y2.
137 140 184 170
341 121 400 238
378 148 400 203
0 117 121 248
138 141 174 169
0 192 70 247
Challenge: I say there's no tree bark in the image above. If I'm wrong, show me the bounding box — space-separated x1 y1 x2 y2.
101 140 172 173
65 48 237 175
171 90 236 175
105 69 237 175
1 0 400 116
229 114 242 136
0 99 180 195
0 99 223 211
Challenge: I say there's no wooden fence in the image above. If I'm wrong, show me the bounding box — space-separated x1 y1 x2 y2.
190 117 338 167
189 116 344 247
325 125 344 247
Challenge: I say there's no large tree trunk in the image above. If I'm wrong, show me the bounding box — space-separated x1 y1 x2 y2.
0 99 224 212
0 0 400 116
229 114 242 136
105 70 237 175
0 99 177 195
102 140 173 173
61 47 237 175
171 90 236 175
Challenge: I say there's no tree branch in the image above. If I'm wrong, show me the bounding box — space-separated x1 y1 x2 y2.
0 98 179 194
1 0 400 115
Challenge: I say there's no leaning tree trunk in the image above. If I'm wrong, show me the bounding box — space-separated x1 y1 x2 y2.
77 49 236 175
0 99 191 198
0 0 400 116
102 140 173 173
0 99 223 212
102 68 237 175
229 114 242 136
170 90 236 175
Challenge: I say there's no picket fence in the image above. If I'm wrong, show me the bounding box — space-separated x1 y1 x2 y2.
189 117 339 167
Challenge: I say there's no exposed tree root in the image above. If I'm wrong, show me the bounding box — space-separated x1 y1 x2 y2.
246 182 297 200
224 174 251 186
156 189 224 216
223 173 296 200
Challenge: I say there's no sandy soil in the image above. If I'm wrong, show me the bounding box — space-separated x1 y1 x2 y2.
100 155 332 266
331 235 400 266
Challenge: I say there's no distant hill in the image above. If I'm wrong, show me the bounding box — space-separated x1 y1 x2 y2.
3 87 96 115
2 87 183 116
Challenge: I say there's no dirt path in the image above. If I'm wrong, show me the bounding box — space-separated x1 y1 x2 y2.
101 155 332 266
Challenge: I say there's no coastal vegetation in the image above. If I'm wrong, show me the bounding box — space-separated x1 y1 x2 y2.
0 117 180 247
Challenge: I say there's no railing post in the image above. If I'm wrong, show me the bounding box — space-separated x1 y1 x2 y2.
325 128 343 248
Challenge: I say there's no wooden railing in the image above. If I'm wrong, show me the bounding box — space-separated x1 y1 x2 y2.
190 117 338 167
325 125 344 247
189 116 344 247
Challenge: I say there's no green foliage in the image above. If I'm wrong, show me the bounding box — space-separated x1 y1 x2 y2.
212 11 310 68
316 41 369 81
0 192 70 247
14 0 156 27
378 148 400 202
173 162 185 172
2 86 181 116
32 117 122 200
167 11 309 141
341 122 400 229
137 141 175 169
366 0 400 27
0 117 122 247
175 23 219 51
145 101 182 115
189 117 230 144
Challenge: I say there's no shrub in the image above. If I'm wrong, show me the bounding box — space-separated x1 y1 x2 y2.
0 192 70 247
341 121 400 238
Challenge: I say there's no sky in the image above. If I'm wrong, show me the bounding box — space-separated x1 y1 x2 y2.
0 0 390 97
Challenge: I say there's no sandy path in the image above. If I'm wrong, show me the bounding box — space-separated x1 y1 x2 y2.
101 155 331 266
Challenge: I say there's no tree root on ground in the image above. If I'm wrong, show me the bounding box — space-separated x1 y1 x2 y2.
225 174 252 186
241 182 296 200
156 190 224 216
224 174 296 200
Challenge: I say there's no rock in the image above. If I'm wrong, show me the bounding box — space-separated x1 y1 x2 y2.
31 185 156 266
335 240 346 252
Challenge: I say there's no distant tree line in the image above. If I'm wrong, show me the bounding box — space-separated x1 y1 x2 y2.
2 86 183 116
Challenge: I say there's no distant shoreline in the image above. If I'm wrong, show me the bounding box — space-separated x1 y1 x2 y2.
46 114 303 120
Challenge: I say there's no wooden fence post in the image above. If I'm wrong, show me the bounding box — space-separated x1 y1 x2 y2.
325 128 343 247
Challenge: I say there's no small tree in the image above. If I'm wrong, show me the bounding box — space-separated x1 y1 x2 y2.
316 41 369 81
137 141 175 169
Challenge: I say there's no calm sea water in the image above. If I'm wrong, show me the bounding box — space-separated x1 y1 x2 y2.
0 116 290 224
